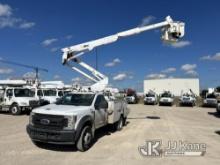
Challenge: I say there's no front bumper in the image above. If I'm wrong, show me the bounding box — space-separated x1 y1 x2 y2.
203 102 217 107
180 100 194 105
26 125 76 144
144 99 155 104
159 100 172 105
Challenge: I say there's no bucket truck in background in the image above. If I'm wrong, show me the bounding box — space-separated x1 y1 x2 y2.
179 89 197 107
27 16 185 151
159 91 175 106
144 90 158 105
125 88 139 104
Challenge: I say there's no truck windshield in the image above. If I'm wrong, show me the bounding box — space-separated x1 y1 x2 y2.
207 94 216 99
14 89 34 97
146 94 155 97
56 94 95 106
161 93 172 98
43 89 57 96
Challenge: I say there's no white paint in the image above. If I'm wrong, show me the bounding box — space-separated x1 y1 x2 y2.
144 78 200 96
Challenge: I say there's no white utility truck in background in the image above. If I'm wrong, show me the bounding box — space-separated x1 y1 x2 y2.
203 93 218 107
159 91 175 106
37 81 65 104
27 16 185 151
144 90 158 105
125 88 139 104
179 89 197 106
0 80 39 115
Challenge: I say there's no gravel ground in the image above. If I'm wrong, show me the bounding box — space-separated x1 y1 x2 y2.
0 104 220 165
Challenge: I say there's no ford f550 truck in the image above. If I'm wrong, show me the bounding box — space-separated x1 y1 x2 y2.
27 92 129 151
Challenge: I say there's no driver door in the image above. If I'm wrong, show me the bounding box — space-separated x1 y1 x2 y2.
94 95 108 129
5 89 13 105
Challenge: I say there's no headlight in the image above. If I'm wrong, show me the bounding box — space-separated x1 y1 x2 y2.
64 115 77 130
204 100 207 103
29 112 35 126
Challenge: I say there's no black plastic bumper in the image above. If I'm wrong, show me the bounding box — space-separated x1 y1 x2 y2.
26 125 76 144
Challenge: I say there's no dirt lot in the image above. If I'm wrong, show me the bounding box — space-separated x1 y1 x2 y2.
0 104 220 165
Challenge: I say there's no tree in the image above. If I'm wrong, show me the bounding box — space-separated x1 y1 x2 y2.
216 86 220 93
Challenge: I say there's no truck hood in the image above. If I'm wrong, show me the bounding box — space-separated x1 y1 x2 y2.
13 97 38 105
32 104 91 116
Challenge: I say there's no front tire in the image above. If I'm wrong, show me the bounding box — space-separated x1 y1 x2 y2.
114 116 123 131
76 125 93 152
10 104 21 115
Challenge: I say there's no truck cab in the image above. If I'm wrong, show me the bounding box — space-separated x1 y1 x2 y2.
125 89 138 104
27 92 128 151
38 88 64 104
0 87 39 115
203 93 218 107
179 93 196 106
159 91 174 106
144 92 158 105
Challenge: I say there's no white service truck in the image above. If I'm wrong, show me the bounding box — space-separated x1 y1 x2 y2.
26 15 185 151
0 86 39 115
159 91 174 106
27 92 128 151
203 93 218 107
144 91 158 105
179 90 197 107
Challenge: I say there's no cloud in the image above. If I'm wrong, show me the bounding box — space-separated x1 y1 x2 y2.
146 73 167 79
105 58 121 67
23 72 36 79
19 22 35 29
53 75 61 79
72 77 81 82
50 47 60 52
200 52 220 61
72 77 93 86
65 35 72 40
181 64 197 71
161 67 176 73
185 70 198 77
0 3 35 29
170 40 191 48
139 16 155 27
0 3 12 17
113 73 127 81
41 38 58 46
0 17 21 28
0 68 13 74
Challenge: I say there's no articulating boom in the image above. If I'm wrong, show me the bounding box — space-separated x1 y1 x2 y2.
61 16 185 91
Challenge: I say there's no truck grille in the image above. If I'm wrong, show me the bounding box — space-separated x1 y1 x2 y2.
29 100 39 108
32 114 67 130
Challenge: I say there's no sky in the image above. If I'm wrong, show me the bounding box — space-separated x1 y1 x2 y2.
0 0 220 91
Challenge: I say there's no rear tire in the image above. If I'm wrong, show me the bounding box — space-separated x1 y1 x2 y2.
10 104 21 115
76 125 93 152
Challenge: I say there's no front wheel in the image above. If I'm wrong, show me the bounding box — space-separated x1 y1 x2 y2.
114 116 123 131
76 125 93 152
10 104 21 115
